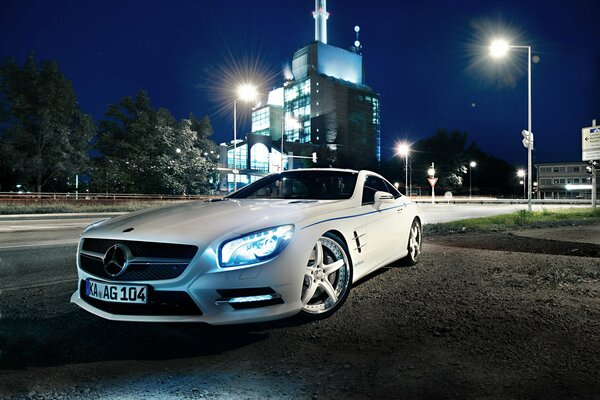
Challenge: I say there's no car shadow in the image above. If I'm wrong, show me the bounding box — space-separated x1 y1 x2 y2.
0 263 403 370
0 309 270 370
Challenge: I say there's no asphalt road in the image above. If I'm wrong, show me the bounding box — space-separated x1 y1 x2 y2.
0 203 584 292
1 203 597 399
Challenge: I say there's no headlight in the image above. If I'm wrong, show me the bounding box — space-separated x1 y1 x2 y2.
83 218 110 233
219 225 294 268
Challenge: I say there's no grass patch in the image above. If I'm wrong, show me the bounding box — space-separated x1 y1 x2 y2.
425 208 600 236
0 200 186 215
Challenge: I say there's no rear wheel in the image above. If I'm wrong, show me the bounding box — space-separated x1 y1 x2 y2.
299 233 352 319
402 218 422 266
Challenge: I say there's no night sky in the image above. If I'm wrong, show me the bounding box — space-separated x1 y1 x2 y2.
1 0 599 166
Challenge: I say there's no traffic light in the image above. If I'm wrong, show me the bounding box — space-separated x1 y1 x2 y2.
586 160 598 175
312 152 317 163
521 130 534 149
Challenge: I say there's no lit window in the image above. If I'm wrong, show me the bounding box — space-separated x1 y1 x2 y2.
227 144 247 170
250 143 270 172
252 107 270 135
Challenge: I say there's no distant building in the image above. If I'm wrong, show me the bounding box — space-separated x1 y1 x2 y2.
219 0 380 192
535 162 597 199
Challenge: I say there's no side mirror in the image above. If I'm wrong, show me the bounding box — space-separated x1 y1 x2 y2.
374 191 394 208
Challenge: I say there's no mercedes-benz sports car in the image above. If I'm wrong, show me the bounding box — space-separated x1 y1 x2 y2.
71 169 422 325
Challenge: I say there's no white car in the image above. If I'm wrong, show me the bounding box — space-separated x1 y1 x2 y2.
71 169 422 325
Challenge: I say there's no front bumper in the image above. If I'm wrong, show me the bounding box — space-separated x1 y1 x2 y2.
71 232 314 325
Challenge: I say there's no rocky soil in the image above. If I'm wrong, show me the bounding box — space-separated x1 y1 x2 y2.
1 226 600 399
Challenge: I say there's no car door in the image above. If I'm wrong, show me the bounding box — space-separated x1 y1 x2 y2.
360 175 407 269
382 179 412 258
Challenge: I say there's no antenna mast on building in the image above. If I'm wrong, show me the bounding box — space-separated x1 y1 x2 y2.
353 25 362 53
313 0 329 44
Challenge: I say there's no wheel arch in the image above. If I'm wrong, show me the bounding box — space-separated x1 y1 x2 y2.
322 229 353 266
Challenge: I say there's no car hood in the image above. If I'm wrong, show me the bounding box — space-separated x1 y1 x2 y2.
83 198 350 245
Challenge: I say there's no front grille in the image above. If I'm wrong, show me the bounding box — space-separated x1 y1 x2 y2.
79 238 198 281
79 280 202 316
80 255 187 281
82 239 197 259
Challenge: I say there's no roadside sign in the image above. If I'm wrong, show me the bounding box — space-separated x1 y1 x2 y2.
427 177 438 187
582 126 600 161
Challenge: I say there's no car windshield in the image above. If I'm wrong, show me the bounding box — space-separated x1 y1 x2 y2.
227 170 358 200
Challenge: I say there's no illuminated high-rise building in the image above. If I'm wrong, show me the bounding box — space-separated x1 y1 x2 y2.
220 0 381 191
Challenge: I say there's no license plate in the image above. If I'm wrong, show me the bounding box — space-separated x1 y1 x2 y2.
86 279 148 304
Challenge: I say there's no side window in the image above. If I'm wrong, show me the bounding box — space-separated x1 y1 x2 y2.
362 176 389 205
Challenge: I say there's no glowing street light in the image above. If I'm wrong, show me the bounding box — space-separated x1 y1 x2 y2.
396 143 410 195
469 161 476 199
517 169 526 199
427 163 436 204
232 84 258 191
237 84 258 102
489 38 533 211
489 39 510 58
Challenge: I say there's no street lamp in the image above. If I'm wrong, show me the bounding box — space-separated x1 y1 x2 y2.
490 38 533 211
469 161 476 199
517 169 526 199
233 84 258 191
396 143 410 195
428 163 436 204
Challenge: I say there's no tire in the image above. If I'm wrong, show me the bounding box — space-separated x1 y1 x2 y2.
402 218 422 266
298 232 353 320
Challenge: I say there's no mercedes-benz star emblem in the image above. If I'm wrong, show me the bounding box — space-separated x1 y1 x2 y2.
103 244 131 277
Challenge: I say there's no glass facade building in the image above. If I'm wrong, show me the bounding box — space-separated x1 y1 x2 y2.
251 107 270 136
218 16 380 192
284 79 311 143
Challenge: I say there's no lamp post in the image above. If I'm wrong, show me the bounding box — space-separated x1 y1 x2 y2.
517 169 526 199
397 143 410 195
233 84 258 191
428 163 436 204
490 39 533 212
469 161 476 199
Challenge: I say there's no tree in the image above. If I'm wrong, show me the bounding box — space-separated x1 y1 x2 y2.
0 53 94 192
93 91 217 194
380 129 516 197
412 129 471 189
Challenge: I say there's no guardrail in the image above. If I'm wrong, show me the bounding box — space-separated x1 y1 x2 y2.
0 192 220 201
410 196 597 205
0 192 596 206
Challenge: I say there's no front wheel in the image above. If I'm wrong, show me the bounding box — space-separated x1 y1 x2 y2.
402 218 422 266
299 232 353 320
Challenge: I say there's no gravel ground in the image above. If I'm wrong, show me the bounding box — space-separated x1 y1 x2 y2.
1 226 600 399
